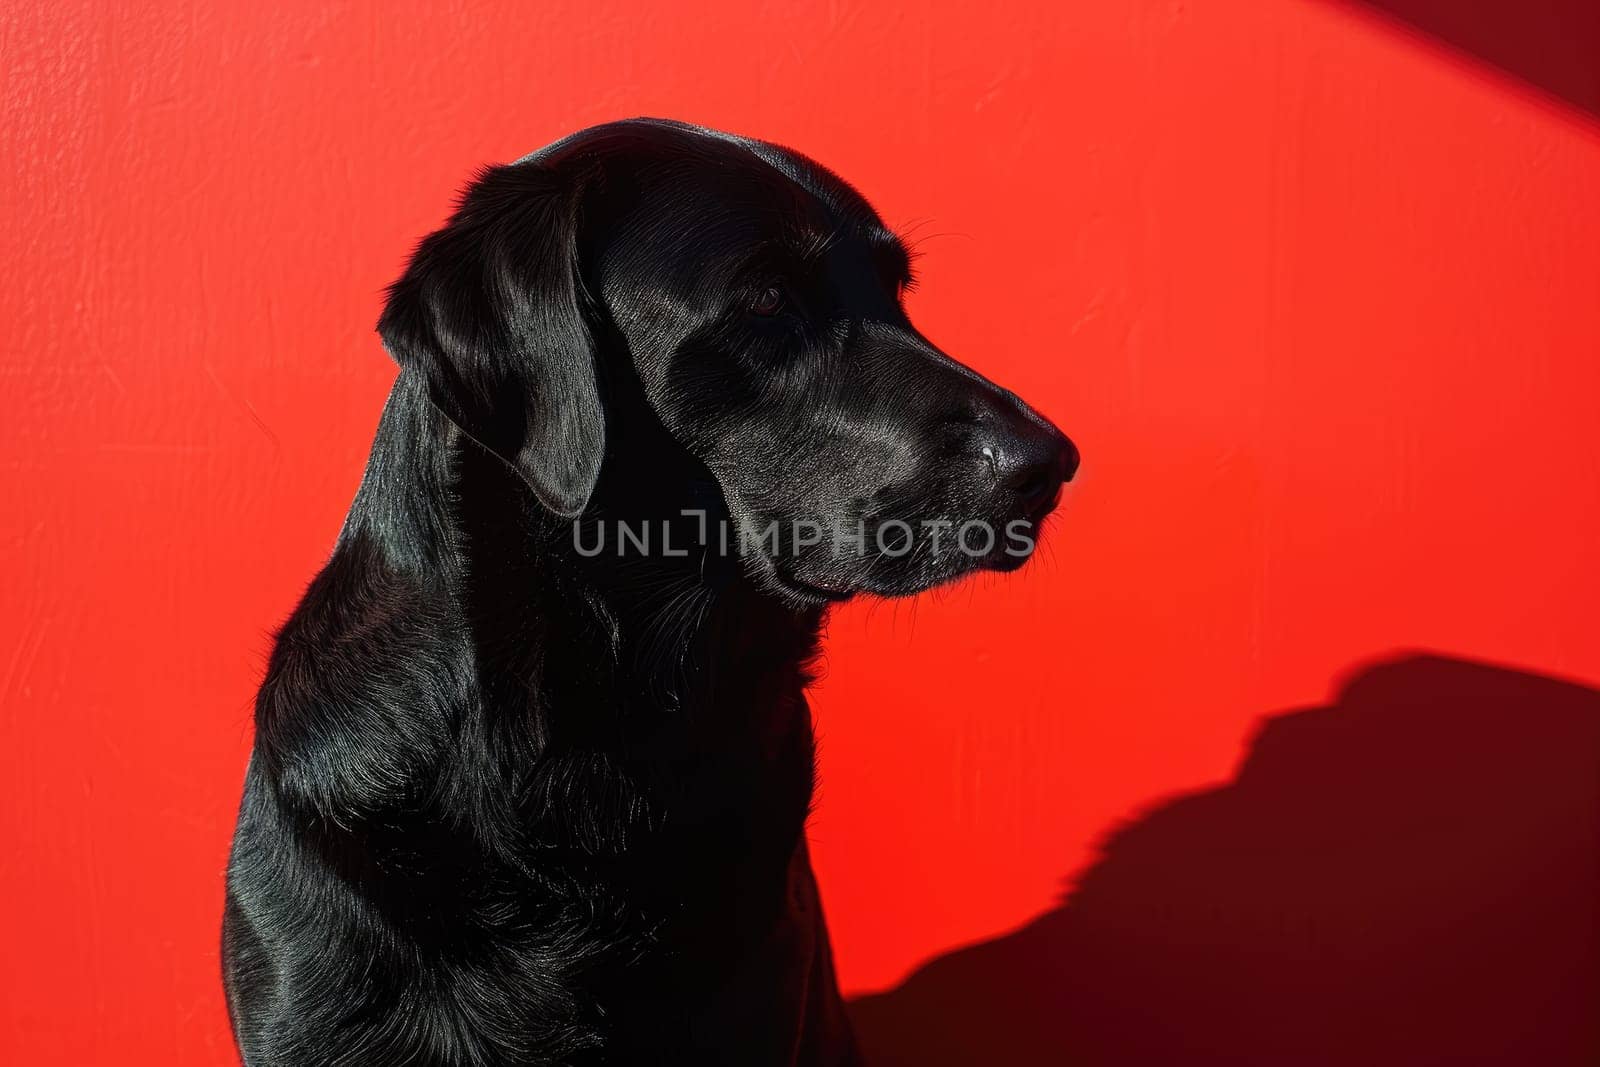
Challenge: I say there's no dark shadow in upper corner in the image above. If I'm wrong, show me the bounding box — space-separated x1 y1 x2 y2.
1330 0 1600 118
849 654 1600 1066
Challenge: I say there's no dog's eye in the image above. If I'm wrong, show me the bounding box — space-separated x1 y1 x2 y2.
751 286 785 317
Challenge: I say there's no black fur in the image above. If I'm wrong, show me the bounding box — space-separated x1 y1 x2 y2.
223 119 1076 1065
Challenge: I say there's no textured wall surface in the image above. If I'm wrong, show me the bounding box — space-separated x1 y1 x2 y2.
3 2 1598 1063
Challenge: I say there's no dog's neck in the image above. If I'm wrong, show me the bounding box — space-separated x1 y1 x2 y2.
344 372 824 707
335 374 823 878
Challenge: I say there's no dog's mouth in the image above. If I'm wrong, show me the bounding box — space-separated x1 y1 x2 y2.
772 569 856 605
742 486 1070 605
1029 483 1066 526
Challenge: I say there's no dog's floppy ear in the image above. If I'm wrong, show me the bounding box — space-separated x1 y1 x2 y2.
378 162 604 517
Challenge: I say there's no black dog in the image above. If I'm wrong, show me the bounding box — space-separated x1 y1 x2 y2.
223 119 1077 1065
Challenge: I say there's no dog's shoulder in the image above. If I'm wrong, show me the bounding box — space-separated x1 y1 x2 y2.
253 530 471 822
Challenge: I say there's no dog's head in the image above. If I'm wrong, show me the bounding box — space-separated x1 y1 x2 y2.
380 119 1077 606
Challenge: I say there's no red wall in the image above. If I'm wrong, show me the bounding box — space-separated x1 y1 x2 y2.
3 2 1598 1063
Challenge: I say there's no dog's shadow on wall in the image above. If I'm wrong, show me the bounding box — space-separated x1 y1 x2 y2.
848 655 1600 1066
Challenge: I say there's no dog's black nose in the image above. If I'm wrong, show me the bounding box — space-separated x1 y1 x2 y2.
983 413 1078 515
